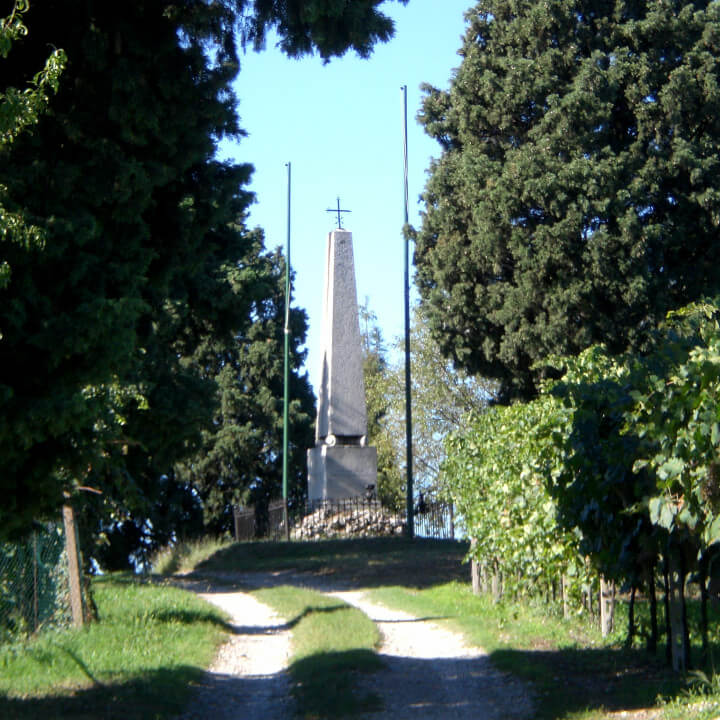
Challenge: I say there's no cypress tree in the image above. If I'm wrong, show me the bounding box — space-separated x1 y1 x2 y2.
416 0 720 399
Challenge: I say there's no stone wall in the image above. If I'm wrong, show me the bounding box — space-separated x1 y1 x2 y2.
291 502 406 540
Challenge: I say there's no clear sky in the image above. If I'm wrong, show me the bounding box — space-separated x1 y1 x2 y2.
219 0 472 391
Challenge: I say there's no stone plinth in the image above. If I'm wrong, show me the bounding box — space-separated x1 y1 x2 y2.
307 445 378 500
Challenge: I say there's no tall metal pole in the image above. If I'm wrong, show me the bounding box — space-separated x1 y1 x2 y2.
282 162 291 541
402 86 414 539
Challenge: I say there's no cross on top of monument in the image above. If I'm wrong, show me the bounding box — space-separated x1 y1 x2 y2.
326 197 351 229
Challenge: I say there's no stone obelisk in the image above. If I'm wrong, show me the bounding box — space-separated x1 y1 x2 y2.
307 228 377 499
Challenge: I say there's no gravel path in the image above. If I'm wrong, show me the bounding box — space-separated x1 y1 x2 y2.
330 590 533 719
174 589 294 720
175 573 533 719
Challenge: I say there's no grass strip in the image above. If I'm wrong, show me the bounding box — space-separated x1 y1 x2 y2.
253 584 383 718
0 574 227 719
196 536 469 588
366 582 690 720
151 536 230 575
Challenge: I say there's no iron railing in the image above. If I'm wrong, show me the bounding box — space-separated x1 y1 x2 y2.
233 497 455 542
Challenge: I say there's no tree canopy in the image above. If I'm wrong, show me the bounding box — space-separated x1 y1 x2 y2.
416 0 720 399
361 301 493 507
0 0 404 541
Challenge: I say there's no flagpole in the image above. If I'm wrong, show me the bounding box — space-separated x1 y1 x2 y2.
402 85 414 539
282 161 291 541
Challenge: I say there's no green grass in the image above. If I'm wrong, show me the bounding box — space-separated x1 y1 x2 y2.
150 536 231 575
196 536 470 588
9 537 715 720
253 584 382 718
0 574 228 719
365 582 693 720
187 538 708 718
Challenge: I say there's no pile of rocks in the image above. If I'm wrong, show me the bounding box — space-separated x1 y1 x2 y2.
291 503 406 540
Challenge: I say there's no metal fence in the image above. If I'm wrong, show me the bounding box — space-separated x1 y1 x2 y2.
0 524 72 642
415 500 456 540
233 497 455 542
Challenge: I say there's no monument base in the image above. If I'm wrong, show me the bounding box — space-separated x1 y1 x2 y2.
307 445 378 500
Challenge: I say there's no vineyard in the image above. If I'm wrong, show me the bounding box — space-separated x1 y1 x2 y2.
443 301 720 673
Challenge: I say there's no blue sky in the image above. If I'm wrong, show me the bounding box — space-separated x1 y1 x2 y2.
219 0 472 390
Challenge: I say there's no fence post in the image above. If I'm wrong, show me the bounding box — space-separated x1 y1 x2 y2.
62 503 84 628
470 538 481 595
600 576 615 637
32 531 39 633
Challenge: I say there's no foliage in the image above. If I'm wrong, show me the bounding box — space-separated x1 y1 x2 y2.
442 297 720 670
240 0 410 61
626 303 720 548
443 396 590 601
360 302 404 509
0 0 65 308
416 0 720 399
401 303 496 495
173 245 315 538
0 1 66 146
548 302 720 567
361 301 494 506
545 346 660 586
0 1 401 546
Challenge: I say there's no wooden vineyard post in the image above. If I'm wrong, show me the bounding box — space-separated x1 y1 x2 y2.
62 503 84 628
600 576 615 637
470 539 480 595
667 547 688 672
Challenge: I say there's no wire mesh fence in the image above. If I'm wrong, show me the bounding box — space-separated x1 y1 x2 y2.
0 524 72 643
234 497 455 542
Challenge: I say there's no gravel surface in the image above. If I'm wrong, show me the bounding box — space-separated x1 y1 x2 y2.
330 590 533 719
174 589 294 720
175 572 534 719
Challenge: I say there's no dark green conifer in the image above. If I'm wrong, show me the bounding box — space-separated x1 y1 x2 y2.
416 0 720 399
0 0 403 539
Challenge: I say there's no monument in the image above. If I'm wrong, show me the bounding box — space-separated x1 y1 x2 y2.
307 218 377 500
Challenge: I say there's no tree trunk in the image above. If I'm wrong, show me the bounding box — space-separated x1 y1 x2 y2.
600 576 615 638
680 549 691 670
648 557 658 655
626 585 636 648
62 503 84 628
700 552 709 666
492 561 502 603
562 574 569 620
663 554 672 665
667 544 688 672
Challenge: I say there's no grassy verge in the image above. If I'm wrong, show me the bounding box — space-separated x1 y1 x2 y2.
0 574 228 719
364 582 717 720
253 585 382 718
196 536 469 588
151 536 231 575
171 537 720 719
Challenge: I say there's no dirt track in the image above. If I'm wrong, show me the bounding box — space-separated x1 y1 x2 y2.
175 572 533 719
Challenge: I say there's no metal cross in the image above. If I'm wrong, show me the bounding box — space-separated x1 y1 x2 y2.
326 197 351 229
